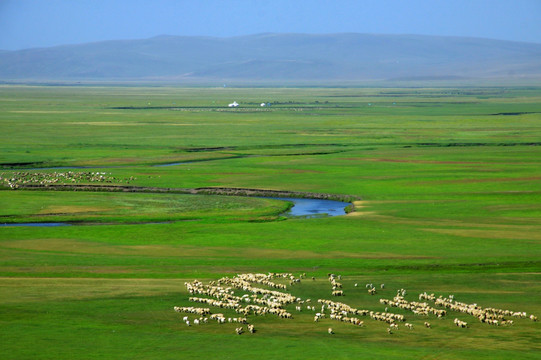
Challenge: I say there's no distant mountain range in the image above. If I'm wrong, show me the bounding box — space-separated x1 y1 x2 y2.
1 33 540 82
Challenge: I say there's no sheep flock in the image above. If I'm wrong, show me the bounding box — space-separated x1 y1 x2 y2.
174 272 537 336
1 171 132 189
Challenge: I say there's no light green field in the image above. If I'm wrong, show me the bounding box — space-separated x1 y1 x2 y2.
0 85 540 359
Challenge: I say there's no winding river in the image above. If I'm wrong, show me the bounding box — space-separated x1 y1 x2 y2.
0 197 350 227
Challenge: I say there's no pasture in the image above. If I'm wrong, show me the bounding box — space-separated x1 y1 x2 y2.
0 85 540 359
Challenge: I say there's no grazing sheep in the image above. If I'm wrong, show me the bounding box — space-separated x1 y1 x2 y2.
380 295 445 318
174 273 537 338
2 171 127 189
174 306 211 316
432 294 531 326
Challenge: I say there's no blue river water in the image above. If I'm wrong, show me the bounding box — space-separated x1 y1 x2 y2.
267 197 349 218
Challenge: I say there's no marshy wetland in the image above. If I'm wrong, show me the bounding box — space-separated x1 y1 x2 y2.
1 85 540 359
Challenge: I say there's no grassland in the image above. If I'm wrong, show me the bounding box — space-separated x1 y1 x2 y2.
0 85 540 359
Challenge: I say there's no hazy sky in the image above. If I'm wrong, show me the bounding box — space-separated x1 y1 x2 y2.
1 0 540 50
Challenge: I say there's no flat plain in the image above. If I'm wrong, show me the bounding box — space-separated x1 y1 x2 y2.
1 85 540 359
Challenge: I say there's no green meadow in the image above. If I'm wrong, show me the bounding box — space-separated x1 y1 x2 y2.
1 85 540 359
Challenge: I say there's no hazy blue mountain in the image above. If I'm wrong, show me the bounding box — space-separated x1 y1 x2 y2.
1 33 540 81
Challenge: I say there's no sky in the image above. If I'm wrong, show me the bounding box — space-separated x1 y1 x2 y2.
0 0 540 50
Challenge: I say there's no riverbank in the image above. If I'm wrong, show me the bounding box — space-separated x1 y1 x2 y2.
9 183 359 204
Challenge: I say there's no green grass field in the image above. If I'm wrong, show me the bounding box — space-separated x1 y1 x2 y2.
1 85 540 359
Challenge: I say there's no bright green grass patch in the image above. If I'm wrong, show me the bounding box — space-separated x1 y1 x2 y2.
0 274 539 360
2 86 541 167
0 191 290 223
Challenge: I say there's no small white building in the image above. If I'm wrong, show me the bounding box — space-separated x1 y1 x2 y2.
228 101 239 107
